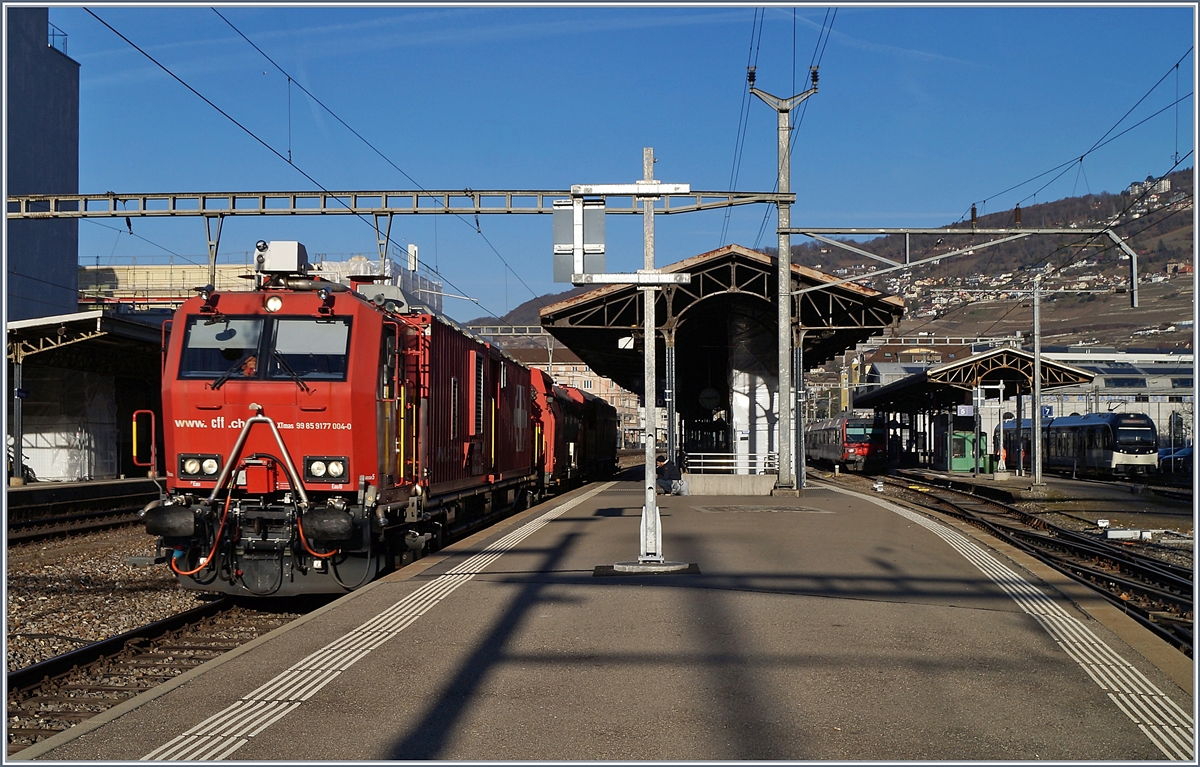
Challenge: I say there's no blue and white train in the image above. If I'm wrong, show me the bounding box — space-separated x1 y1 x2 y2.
997 412 1158 477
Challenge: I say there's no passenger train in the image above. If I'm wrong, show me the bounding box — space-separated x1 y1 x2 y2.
804 415 887 472
996 411 1158 477
141 240 617 596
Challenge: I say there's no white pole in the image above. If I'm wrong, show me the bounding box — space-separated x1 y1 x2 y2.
639 148 662 562
1033 274 1044 485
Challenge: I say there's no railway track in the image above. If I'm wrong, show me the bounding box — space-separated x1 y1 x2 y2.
832 473 1194 657
6 507 146 544
5 597 317 757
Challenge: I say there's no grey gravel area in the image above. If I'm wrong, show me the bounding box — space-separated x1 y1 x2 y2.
1010 502 1195 571
6 526 209 672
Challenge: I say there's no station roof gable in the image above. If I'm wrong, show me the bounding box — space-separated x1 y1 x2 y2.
854 346 1096 413
538 244 904 394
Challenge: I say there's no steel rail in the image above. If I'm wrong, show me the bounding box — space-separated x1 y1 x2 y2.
6 598 230 693
6 598 314 756
6 507 144 544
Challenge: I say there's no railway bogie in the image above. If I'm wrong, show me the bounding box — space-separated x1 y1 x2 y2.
141 240 617 596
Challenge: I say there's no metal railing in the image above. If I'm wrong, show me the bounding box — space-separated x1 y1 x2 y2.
48 23 67 55
685 452 778 475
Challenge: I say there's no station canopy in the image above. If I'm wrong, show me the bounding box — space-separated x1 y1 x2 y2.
853 345 1096 413
6 309 164 377
538 244 904 419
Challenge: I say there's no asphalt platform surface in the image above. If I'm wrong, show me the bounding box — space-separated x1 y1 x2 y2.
19 478 1194 761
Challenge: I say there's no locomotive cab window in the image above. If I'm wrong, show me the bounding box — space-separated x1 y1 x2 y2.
268 318 351 381
845 422 883 444
178 317 264 379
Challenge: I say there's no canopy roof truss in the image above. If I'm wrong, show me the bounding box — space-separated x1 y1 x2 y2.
928 346 1095 391
539 244 905 394
854 346 1096 413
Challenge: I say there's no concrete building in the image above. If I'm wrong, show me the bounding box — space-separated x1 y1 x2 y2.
6 7 80 321
859 346 1195 451
78 253 444 315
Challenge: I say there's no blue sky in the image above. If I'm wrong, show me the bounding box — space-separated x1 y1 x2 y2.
40 3 1198 322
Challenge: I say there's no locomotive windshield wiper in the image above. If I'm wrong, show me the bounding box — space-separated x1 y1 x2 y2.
210 358 246 391
272 351 312 393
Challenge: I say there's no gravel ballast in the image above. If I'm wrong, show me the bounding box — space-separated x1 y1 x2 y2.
6 526 208 672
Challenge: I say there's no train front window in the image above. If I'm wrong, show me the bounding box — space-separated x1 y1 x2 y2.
1115 426 1155 448
178 317 264 379
845 423 883 444
268 318 351 380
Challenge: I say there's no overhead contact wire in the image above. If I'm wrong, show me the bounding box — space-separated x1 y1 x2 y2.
213 9 540 305
963 47 1193 217
87 9 527 329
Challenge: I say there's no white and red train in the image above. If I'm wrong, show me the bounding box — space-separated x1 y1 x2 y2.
142 241 616 596
804 414 887 472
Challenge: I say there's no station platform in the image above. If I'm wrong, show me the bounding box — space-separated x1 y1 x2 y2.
4 476 161 520
17 479 1194 761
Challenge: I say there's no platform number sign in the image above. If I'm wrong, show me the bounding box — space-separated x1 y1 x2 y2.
1041 405 1053 418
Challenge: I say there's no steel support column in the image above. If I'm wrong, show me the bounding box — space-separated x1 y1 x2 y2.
1033 275 1044 485
639 148 662 563
665 330 676 463
9 355 24 486
1016 391 1024 476
751 75 816 494
774 102 794 491
794 330 807 488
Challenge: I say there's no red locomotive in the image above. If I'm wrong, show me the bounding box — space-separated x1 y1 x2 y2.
142 240 616 596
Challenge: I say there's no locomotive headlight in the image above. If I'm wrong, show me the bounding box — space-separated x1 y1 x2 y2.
305 456 348 482
264 295 283 313
179 454 221 479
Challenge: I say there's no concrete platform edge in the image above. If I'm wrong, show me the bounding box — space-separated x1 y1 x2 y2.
854 484 1194 698
12 481 608 761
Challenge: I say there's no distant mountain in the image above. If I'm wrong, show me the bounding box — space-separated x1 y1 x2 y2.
465 285 591 326
466 170 1193 350
779 167 1193 280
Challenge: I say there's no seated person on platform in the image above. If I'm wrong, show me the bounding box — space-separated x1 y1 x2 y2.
655 455 682 495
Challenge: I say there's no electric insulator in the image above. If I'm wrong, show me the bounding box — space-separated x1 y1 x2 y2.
971 204 977 228
747 66 756 86
1014 204 1022 227
810 66 819 87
